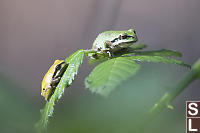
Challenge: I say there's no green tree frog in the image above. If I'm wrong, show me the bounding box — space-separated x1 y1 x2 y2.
41 60 67 101
91 29 138 58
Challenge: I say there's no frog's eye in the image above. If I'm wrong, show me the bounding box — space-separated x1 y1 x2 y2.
120 34 134 40
119 34 128 40
55 64 61 71
43 88 46 91
121 35 128 39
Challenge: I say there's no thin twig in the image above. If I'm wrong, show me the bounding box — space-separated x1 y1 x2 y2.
135 58 200 132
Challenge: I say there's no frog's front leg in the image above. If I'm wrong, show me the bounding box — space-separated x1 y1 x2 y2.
104 41 115 58
51 77 61 85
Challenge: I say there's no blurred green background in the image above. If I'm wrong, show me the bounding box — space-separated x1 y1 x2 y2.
0 0 199 133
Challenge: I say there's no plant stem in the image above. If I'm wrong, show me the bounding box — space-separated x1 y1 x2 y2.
136 58 200 132
83 49 97 55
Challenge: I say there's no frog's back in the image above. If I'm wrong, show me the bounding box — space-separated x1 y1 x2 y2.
92 30 121 50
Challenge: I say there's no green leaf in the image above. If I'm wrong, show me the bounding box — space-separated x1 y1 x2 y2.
36 95 56 133
88 53 109 64
36 49 84 132
122 49 182 57
85 57 140 96
56 49 85 99
130 43 147 50
125 55 190 68
114 44 147 56
84 49 109 64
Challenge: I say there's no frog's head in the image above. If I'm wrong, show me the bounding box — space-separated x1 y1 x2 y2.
41 83 52 101
111 29 138 46
120 29 137 43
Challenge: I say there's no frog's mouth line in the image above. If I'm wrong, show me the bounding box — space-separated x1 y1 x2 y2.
121 36 138 43
113 37 138 46
111 35 137 43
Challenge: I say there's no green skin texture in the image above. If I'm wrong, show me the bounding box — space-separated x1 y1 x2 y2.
92 29 138 56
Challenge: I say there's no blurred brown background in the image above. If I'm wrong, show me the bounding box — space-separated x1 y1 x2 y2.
0 0 200 133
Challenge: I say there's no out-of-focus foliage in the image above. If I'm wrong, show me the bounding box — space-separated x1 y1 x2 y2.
193 58 200 78
0 73 38 133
